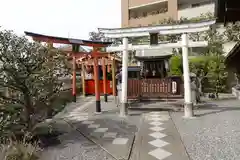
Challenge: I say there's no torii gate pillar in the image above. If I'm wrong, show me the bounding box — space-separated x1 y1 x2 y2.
182 33 194 118
120 37 129 117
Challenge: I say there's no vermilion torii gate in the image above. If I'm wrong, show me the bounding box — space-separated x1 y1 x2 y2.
24 31 114 113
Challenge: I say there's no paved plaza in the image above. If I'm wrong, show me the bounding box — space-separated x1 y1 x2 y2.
41 96 240 160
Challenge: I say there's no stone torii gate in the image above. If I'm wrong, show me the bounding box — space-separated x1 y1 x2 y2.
99 20 216 118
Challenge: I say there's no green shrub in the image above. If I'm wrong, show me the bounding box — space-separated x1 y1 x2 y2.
50 89 73 116
169 55 183 76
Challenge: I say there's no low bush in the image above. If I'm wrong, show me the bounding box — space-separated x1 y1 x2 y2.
50 89 73 116
169 55 183 76
0 88 78 145
0 138 41 160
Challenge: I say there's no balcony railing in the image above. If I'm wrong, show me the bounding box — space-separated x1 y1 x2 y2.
178 3 215 20
129 13 170 27
129 8 168 20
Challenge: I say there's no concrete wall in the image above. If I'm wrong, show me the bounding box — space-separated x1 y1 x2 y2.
121 0 129 27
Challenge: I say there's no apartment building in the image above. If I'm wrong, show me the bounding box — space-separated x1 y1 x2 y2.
121 0 215 27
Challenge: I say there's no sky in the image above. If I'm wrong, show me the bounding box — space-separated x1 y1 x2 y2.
0 0 121 39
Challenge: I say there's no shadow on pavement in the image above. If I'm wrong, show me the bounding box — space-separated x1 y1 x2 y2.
193 101 240 117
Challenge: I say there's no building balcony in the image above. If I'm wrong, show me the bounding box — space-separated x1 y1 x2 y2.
129 0 167 9
129 12 171 27
178 3 215 20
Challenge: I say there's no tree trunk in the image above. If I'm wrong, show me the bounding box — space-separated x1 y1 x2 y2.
197 77 203 94
47 106 53 118
24 94 33 130
236 72 240 85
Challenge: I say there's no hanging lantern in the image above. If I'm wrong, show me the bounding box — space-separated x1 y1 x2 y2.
152 70 156 76
107 65 109 73
144 69 149 77
91 66 94 73
164 60 169 71
86 65 93 74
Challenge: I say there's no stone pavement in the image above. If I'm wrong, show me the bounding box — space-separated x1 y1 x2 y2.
131 111 189 160
51 96 139 160
40 96 117 160
41 95 199 160
40 119 116 160
54 96 95 120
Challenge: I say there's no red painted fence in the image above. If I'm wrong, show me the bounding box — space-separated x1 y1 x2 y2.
85 80 113 95
127 76 184 99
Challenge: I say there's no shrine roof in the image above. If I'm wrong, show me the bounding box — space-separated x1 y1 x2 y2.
119 66 141 72
135 49 173 60
59 44 88 52
225 42 240 64
24 31 112 47
134 55 172 61
225 42 240 73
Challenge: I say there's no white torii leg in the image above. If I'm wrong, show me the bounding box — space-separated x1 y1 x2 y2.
181 33 194 118
120 37 128 117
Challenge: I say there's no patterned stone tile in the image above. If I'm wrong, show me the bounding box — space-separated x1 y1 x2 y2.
148 117 162 121
149 121 163 126
150 114 161 118
65 116 88 121
148 139 169 148
82 121 94 125
149 126 165 132
94 128 108 133
149 132 167 139
148 148 172 160
103 132 117 138
150 112 162 115
88 124 100 128
112 138 129 145
68 112 88 116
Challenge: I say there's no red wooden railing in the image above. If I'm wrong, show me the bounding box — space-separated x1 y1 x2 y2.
127 76 184 99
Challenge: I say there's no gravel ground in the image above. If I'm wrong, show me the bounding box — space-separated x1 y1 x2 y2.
40 123 116 160
171 99 240 160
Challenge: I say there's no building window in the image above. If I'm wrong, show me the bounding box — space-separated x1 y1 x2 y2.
143 12 147 17
129 11 139 19
192 3 200 8
128 1 168 20
192 1 212 8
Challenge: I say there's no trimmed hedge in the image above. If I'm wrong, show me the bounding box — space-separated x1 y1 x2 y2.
169 55 183 76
